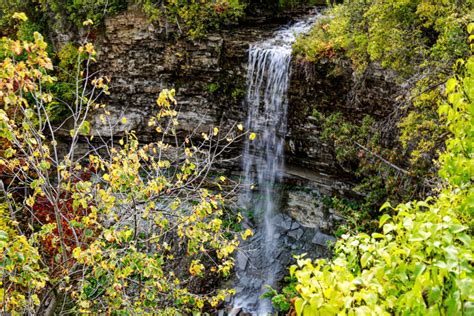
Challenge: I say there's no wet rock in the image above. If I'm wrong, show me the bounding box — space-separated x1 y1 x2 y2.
239 276 251 287
234 286 244 294
229 307 241 316
236 252 248 271
312 231 336 246
290 221 301 230
274 214 293 231
253 279 264 289
288 228 304 240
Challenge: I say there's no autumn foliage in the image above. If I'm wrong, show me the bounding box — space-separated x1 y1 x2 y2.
0 15 248 314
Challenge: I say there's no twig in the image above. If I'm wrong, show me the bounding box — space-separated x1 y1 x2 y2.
354 141 409 175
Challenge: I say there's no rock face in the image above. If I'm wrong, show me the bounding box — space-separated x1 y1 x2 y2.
286 60 400 177
95 6 399 191
92 5 400 311
286 190 344 231
96 8 244 138
96 5 316 137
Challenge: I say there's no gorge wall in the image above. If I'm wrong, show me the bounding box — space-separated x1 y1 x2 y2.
92 5 401 295
95 4 399 195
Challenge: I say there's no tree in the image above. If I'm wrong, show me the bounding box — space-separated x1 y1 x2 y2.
0 15 249 314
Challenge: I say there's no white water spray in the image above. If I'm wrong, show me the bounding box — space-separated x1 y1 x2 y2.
235 14 318 314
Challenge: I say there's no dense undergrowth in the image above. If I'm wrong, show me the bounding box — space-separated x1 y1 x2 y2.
280 53 474 315
291 0 474 233
266 1 474 314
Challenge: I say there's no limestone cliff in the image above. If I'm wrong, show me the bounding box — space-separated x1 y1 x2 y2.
93 5 400 228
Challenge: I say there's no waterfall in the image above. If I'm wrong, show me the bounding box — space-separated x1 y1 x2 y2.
234 14 318 315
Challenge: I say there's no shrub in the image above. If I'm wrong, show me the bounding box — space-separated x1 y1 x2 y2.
283 53 474 316
0 17 250 314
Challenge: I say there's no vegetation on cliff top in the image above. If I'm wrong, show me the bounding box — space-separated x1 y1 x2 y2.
1 0 320 39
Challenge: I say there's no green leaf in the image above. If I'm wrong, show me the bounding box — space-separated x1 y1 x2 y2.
413 263 426 278
294 298 304 316
380 201 392 211
0 230 8 241
379 214 392 227
78 120 91 135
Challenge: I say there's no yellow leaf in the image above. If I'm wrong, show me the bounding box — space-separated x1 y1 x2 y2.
189 260 204 276
196 300 204 309
249 132 257 141
12 12 28 21
102 174 110 181
121 117 127 124
104 231 115 242
237 123 244 131
84 43 95 55
242 228 254 240
26 196 35 207
83 19 94 26
213 127 219 136
72 247 82 259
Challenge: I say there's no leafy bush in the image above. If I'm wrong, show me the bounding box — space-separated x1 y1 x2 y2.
0 230 48 313
294 0 473 76
283 53 474 315
38 0 128 28
138 0 246 38
0 18 250 314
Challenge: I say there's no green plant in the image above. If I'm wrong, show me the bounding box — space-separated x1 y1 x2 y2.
262 275 299 313
138 0 246 38
207 82 221 94
231 87 245 103
322 196 378 236
294 0 472 76
38 0 128 28
316 110 421 216
0 20 252 314
282 53 474 316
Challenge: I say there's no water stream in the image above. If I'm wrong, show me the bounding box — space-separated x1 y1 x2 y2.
234 14 318 315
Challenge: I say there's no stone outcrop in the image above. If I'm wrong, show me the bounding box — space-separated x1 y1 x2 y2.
286 60 400 177
94 6 399 195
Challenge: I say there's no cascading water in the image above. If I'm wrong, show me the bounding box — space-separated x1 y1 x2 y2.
234 14 318 315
